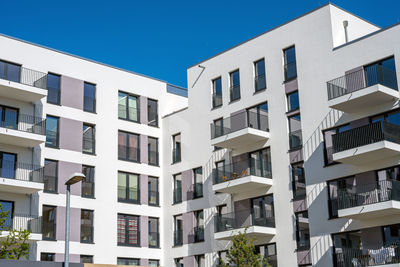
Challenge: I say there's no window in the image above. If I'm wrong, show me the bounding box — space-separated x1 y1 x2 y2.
47 73 61 105
295 211 310 251
212 118 224 138
83 123 95 154
247 102 269 131
292 163 306 199
148 176 159 206
212 77 222 108
42 205 56 240
0 152 17 179
80 255 93 263
117 214 140 246
46 115 59 148
195 254 205 267
364 56 397 90
173 173 182 204
40 253 55 262
194 210 204 243
117 258 140 266
288 114 302 150
249 147 272 178
83 82 96 113
0 105 18 130
327 176 355 218
254 59 266 91
174 215 183 246
82 165 95 198
148 137 159 166
193 167 203 199
172 133 181 163
175 258 184 267
0 201 13 230
148 217 159 248
283 46 297 81
44 159 58 193
81 210 94 243
287 91 299 112
118 131 140 162
148 99 158 127
255 243 277 267
118 171 140 203
118 91 139 122
229 70 240 101
149 260 160 267
0 59 21 83
251 195 275 227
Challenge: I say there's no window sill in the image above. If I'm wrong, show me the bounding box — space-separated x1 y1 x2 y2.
117 244 141 247
172 201 182 205
148 163 160 167
83 110 97 114
253 88 266 95
148 203 160 207
82 196 96 199
45 145 60 150
82 152 96 156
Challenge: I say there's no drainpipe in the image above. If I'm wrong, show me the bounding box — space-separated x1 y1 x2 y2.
343 20 349 43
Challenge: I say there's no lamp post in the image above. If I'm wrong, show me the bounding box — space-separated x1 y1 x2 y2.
64 173 85 267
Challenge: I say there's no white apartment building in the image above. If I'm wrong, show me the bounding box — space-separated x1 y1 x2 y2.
1 3 400 267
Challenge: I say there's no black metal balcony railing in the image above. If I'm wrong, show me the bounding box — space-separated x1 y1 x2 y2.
334 244 400 267
193 226 205 243
0 213 42 234
0 63 48 89
289 129 303 150
210 110 269 139
148 150 159 166
149 231 160 248
172 148 181 163
214 209 275 233
284 61 297 81
0 160 43 183
118 145 140 162
332 121 400 154
118 186 139 203
0 114 46 135
213 158 272 185
255 74 267 91
173 230 183 246
212 93 223 108
229 85 241 101
118 104 140 122
337 180 400 210
173 188 182 204
327 65 398 100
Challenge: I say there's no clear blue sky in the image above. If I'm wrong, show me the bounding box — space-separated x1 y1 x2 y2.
1 0 399 87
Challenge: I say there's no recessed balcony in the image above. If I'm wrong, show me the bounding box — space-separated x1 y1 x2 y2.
336 180 400 220
327 65 398 113
0 61 48 102
214 210 275 241
210 110 269 150
0 161 44 194
212 158 272 195
0 114 46 147
0 213 42 241
332 121 400 165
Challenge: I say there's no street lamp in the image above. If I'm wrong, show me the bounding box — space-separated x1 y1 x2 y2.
64 172 85 267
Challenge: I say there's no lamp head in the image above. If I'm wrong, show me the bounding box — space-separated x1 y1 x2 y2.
65 173 85 185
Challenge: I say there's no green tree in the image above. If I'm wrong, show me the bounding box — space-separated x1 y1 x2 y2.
219 228 271 267
0 203 30 260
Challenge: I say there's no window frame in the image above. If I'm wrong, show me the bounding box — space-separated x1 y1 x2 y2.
148 176 159 206
229 69 241 102
118 91 140 123
118 130 140 163
80 209 94 244
44 159 58 194
118 171 140 204
45 115 60 148
147 98 158 127
117 213 140 247
46 73 61 105
81 165 95 198
83 82 96 113
283 45 297 82
212 76 223 108
82 123 96 155
254 58 267 92
148 136 159 166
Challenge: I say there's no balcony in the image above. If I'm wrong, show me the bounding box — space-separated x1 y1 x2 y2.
213 159 272 194
0 62 47 102
0 114 46 147
0 161 44 194
210 110 269 150
0 213 42 241
327 65 398 113
336 180 400 220
332 121 400 165
214 210 275 241
334 245 400 267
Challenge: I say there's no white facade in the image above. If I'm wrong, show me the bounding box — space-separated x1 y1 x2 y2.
1 3 400 267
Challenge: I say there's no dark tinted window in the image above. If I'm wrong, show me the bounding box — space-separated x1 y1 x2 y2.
47 73 61 105
46 116 59 148
148 99 158 127
82 165 95 198
287 91 299 111
83 82 96 112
